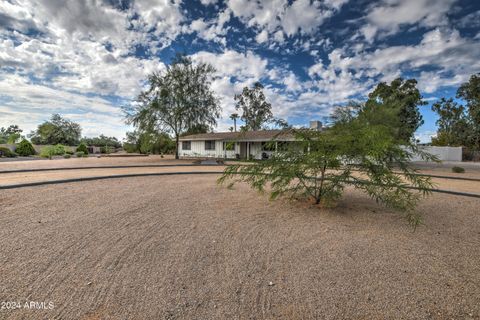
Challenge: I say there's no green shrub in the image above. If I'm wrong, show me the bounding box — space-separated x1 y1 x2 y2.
15 139 36 156
64 154 71 159
76 143 89 155
65 150 74 155
40 144 66 159
40 146 55 159
0 146 17 158
452 166 465 173
53 144 66 155
76 151 85 158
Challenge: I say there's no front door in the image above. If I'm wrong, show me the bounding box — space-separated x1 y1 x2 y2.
239 142 247 159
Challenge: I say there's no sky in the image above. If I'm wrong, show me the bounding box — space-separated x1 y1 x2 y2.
0 0 479 142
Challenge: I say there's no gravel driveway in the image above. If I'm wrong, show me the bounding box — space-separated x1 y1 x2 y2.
0 175 479 319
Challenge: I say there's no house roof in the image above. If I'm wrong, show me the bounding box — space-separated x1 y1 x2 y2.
179 130 296 142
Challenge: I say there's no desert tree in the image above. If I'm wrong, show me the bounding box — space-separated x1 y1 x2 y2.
234 82 274 131
457 73 480 149
29 114 81 146
219 105 436 228
431 98 470 147
0 125 23 144
364 78 426 143
125 55 221 159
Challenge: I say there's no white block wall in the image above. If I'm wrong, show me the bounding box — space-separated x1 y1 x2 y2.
410 146 462 162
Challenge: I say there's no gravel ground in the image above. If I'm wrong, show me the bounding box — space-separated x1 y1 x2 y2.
0 155 183 171
0 175 479 319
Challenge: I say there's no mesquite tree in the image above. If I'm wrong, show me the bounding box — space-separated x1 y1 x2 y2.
218 108 436 227
125 55 220 159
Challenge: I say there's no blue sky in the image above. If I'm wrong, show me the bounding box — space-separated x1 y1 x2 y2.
0 0 479 142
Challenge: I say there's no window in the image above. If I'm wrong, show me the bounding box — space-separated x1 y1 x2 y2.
205 140 216 150
261 141 276 151
223 141 235 151
182 141 191 150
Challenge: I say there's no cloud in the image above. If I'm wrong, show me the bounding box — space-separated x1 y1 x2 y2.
227 0 348 42
0 74 128 137
200 0 218 5
255 30 269 43
364 0 457 40
326 28 480 93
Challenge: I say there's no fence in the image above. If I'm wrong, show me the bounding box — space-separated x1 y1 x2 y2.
409 146 462 162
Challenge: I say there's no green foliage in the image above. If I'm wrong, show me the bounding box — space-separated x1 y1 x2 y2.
182 124 210 136
0 146 17 158
431 98 471 147
64 154 71 159
29 114 81 146
0 125 23 144
432 74 480 150
365 78 426 143
76 151 85 157
53 144 65 155
452 166 465 173
123 130 175 154
81 135 121 148
40 147 54 159
125 54 221 159
219 106 437 228
76 143 89 154
40 144 65 159
15 139 36 156
234 82 273 131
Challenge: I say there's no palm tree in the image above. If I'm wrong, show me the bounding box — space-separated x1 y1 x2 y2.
230 113 239 132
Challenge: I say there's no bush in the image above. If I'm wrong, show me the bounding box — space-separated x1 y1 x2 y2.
40 144 66 159
65 150 74 155
452 166 465 173
15 139 36 156
53 144 66 155
76 143 89 155
76 151 85 158
63 154 71 159
40 146 55 159
0 146 17 158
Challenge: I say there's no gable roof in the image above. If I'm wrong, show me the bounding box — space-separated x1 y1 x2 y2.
179 130 296 142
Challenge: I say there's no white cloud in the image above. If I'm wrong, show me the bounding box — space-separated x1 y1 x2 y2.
364 0 457 40
255 30 269 43
0 74 128 138
227 0 348 42
200 0 218 5
324 28 480 93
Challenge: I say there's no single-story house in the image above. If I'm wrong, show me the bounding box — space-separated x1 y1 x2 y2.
178 129 297 160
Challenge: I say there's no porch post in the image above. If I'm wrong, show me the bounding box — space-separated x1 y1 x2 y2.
247 142 250 160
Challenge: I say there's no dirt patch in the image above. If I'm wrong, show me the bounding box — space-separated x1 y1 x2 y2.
0 175 479 319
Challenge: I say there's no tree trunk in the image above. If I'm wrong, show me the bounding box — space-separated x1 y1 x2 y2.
175 134 179 159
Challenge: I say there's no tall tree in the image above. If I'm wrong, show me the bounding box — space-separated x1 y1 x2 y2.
457 73 480 149
29 114 81 146
431 98 470 147
364 78 426 143
230 113 239 132
234 82 273 131
125 55 220 159
0 125 23 144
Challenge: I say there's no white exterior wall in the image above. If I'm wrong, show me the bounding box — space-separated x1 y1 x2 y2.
409 146 462 162
179 140 238 158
